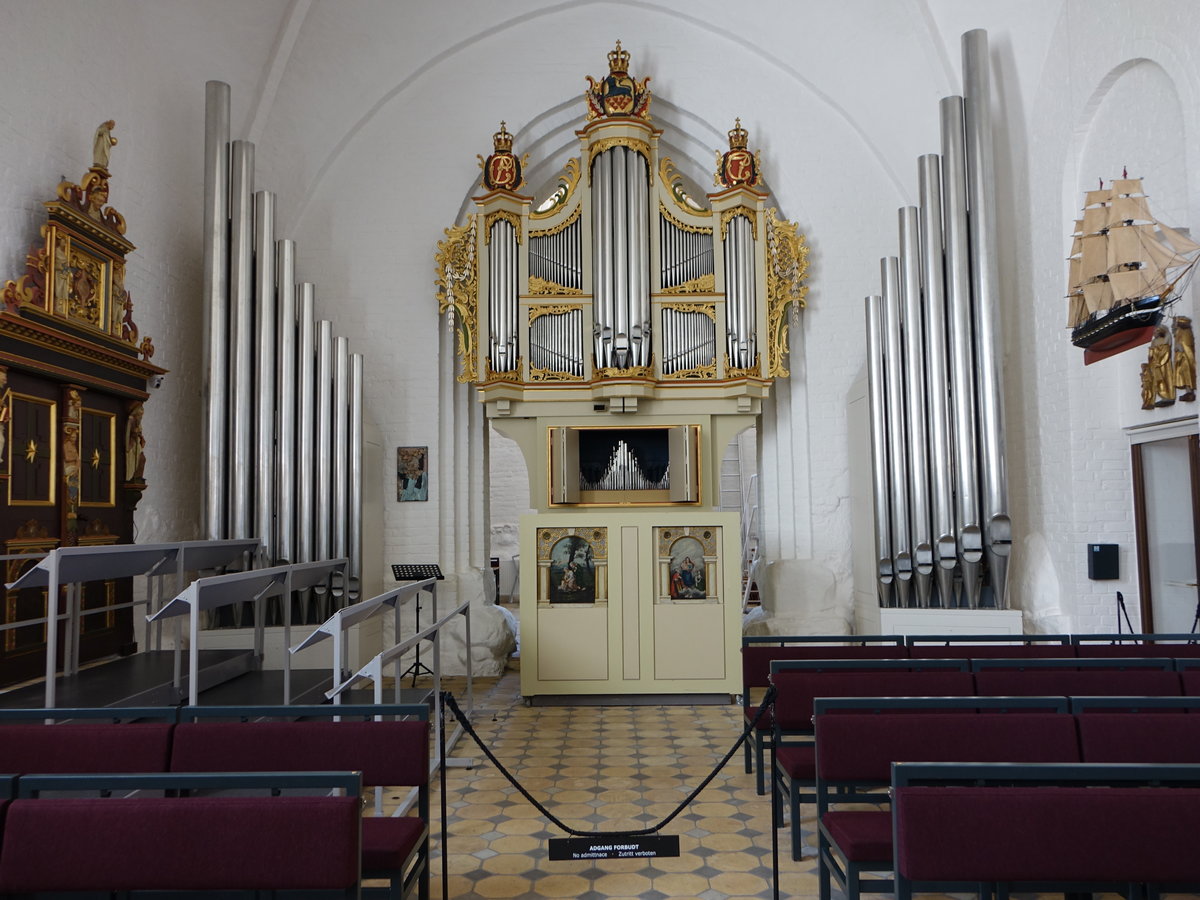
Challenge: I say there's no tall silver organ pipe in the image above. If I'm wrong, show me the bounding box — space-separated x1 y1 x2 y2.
592 147 650 368
865 295 893 606
349 352 363 598
963 29 1011 607
228 140 255 540
488 220 518 372
899 207 932 608
724 215 757 369
202 81 230 541
881 256 911 608
276 241 297 564
332 336 350 564
315 320 334 566
296 284 316 565
941 96 984 608
253 191 277 564
918 155 957 608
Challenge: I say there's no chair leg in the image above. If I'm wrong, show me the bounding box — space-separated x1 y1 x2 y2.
790 780 803 860
846 863 860 900
755 732 767 795
817 834 832 900
743 714 753 773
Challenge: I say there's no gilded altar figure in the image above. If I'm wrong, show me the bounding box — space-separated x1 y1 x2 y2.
1148 325 1175 407
1173 316 1195 402
0 367 9 467
92 120 117 170
1140 363 1155 410
125 401 146 482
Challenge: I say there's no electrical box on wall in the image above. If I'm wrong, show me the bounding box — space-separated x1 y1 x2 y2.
1087 543 1119 580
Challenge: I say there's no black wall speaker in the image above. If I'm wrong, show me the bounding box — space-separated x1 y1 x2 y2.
1087 543 1119 580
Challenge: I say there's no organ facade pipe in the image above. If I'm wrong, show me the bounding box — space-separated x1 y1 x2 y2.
350 352 363 597
332 336 349 565
941 95 984 609
899 207 933 608
918 154 958 608
315 320 333 565
296 284 316 565
202 80 230 541
866 295 893 606
253 191 277 564
881 256 911 607
228 140 255 541
276 240 297 564
963 29 1011 607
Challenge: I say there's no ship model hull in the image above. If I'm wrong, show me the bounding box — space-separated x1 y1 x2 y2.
1072 294 1163 364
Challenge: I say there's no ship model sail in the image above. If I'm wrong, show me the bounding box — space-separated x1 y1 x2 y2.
1067 177 1200 364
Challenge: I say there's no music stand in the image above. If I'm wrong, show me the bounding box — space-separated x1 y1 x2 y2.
1114 590 1135 642
391 564 444 686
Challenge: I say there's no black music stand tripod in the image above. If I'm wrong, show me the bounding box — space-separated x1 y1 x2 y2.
391 564 444 686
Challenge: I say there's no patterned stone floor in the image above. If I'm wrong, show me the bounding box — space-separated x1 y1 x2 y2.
389 662 827 900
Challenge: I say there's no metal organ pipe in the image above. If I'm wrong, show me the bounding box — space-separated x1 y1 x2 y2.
592 152 611 366
202 81 229 541
333 336 349 566
881 256 911 607
349 352 363 598
866 295 893 606
297 284 316 565
941 96 983 609
963 29 1011 608
315 320 333 566
630 152 649 366
276 240 297 565
919 155 957 609
254 191 277 564
228 141 255 540
612 149 629 366
899 207 933 608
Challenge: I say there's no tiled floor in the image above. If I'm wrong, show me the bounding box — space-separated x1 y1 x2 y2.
398 662 825 900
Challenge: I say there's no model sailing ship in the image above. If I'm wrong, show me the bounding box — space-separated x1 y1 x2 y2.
1067 175 1200 364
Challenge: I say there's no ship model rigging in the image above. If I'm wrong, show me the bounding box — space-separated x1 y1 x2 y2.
1067 174 1200 365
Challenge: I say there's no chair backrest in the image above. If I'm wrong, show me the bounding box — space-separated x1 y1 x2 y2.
1077 713 1200 763
973 668 1182 699
909 644 1075 660
816 712 1080 783
0 724 174 775
170 720 429 787
742 643 908 689
771 668 975 732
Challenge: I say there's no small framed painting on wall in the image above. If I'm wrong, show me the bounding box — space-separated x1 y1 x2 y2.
397 446 428 501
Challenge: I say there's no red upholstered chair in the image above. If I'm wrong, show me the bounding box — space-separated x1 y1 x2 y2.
769 662 972 861
815 709 1078 900
171 718 430 900
740 637 906 794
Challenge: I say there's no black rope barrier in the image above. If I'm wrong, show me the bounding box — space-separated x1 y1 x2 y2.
439 684 777 839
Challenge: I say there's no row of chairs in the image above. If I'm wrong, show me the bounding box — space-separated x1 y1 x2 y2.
799 696 1200 899
0 704 431 898
741 632 1200 792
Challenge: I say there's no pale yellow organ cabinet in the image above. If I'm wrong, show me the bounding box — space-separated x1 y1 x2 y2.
436 43 808 699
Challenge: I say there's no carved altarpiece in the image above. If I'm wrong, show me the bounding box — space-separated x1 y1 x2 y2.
0 123 165 687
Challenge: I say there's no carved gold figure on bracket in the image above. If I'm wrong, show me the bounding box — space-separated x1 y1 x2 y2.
1148 325 1175 407
1173 315 1195 402
93 120 117 171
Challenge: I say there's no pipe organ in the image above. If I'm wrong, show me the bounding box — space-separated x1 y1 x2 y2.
436 43 809 698
202 81 363 619
865 30 1010 612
